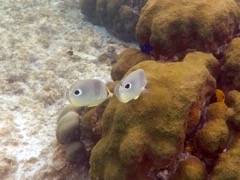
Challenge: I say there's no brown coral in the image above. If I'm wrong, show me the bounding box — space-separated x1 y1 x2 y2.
136 0 240 59
90 52 218 179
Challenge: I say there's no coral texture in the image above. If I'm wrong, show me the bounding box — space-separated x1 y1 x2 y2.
221 38 240 91
211 133 240 179
56 84 112 164
226 90 240 129
136 0 240 59
80 0 147 41
111 48 151 81
171 156 206 180
89 52 218 179
196 103 229 155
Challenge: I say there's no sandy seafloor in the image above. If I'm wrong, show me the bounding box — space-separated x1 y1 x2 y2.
0 0 132 179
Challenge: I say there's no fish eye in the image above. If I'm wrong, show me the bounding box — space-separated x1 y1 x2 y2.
124 83 131 90
74 89 82 96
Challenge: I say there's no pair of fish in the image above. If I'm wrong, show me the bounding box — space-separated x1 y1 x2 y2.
66 69 147 107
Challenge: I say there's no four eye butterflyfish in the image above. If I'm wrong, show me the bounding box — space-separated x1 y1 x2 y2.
66 79 112 107
114 69 147 103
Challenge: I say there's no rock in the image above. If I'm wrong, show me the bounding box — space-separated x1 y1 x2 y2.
57 105 86 124
80 0 99 25
65 142 87 163
98 45 118 65
111 48 151 81
89 52 217 179
226 90 240 129
136 0 240 59
211 133 240 179
56 112 81 145
171 156 206 180
222 38 240 91
80 0 147 41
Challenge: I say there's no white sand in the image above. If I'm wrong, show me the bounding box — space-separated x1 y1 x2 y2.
0 0 131 179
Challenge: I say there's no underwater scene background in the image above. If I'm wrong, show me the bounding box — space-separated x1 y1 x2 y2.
1 0 240 179
0 0 127 179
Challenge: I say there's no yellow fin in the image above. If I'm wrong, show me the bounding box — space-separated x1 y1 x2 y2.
88 104 98 107
134 95 140 100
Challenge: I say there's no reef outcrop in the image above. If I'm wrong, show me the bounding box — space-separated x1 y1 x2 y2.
171 156 206 180
89 52 218 179
111 48 151 81
195 103 229 155
80 0 147 41
136 0 240 59
211 130 240 179
55 1 240 178
221 38 240 91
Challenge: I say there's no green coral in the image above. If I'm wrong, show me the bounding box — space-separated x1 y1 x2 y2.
90 52 218 179
171 156 206 180
111 48 151 81
196 102 229 154
197 117 229 154
136 0 240 58
223 38 240 91
212 133 240 179
226 90 240 129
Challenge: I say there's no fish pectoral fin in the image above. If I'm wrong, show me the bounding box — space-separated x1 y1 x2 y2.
88 104 98 107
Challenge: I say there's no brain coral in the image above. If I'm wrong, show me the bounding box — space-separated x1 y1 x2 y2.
89 52 218 179
136 0 240 59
